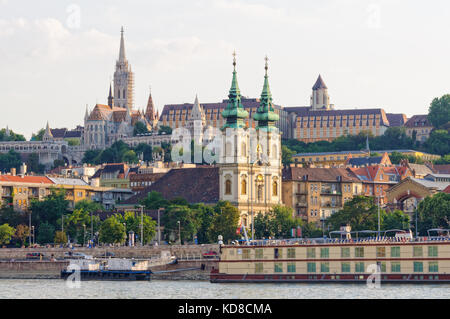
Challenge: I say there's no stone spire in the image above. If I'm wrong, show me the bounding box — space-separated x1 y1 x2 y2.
253 56 279 131
43 122 53 142
119 26 126 62
221 51 249 129
311 74 331 110
189 94 206 123
145 89 156 121
108 83 114 107
84 105 89 120
5 126 10 137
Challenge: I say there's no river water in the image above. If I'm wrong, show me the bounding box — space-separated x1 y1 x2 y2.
0 279 449 299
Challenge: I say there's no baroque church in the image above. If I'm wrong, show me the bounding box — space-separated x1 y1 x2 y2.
83 27 159 150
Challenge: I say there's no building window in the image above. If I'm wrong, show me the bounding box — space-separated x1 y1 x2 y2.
391 247 400 258
428 246 438 257
376 247 386 258
287 248 296 259
355 262 365 273
413 261 423 273
341 247 350 258
341 262 351 273
320 248 329 258
320 262 330 273
307 262 316 273
272 181 278 196
413 246 423 257
355 247 364 258
255 249 263 259
241 179 247 195
391 262 401 273
307 248 316 258
287 263 296 273
274 263 283 273
255 263 263 273
429 262 438 273
225 180 232 195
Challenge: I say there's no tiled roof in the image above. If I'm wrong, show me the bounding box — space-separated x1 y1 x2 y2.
347 156 383 167
0 175 53 184
410 178 449 191
48 177 89 186
50 128 67 138
282 167 360 182
386 113 407 127
408 163 434 176
312 75 327 90
432 165 450 175
294 150 367 157
92 163 128 178
404 115 432 128
122 167 220 205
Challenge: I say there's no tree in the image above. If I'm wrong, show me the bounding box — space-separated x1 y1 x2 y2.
208 201 240 243
0 224 15 245
158 125 172 135
281 146 295 167
116 211 157 245
140 191 169 210
135 143 153 162
74 199 103 213
14 224 30 246
30 188 69 228
52 159 66 170
0 206 27 227
428 95 450 129
254 205 300 239
82 149 102 165
36 222 55 244
99 215 126 244
30 129 45 141
54 231 67 244
326 196 383 233
417 192 450 235
133 122 149 136
122 150 138 164
64 208 101 244
26 153 45 174
192 203 215 244
383 210 410 230
0 150 22 173
161 205 200 244
424 129 450 156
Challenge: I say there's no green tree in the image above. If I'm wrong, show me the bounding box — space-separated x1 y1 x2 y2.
30 129 45 141
428 95 450 129
424 129 450 156
161 205 200 244
14 224 30 246
64 208 101 244
122 150 138 164
281 145 295 167
134 143 153 162
36 222 55 244
417 192 450 235
0 150 22 173
54 231 68 244
383 210 410 230
0 224 16 245
208 201 240 243
254 205 300 239
158 125 172 135
30 188 69 229
116 211 157 244
26 153 45 174
133 122 149 136
140 191 169 210
82 149 102 165
99 215 126 244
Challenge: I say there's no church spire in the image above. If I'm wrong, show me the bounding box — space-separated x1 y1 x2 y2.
145 88 155 121
43 121 53 142
221 51 248 129
253 56 279 131
119 26 126 62
108 83 114 107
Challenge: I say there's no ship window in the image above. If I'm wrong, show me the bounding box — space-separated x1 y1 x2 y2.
287 263 296 273
355 262 365 273
307 248 316 258
355 247 364 258
287 248 296 259
376 247 386 258
391 262 401 273
274 263 283 273
341 247 350 258
414 261 423 273
391 247 400 258
320 248 329 258
378 262 386 273
255 263 263 273
428 246 438 257
307 262 316 273
255 249 263 259
429 262 438 273
242 249 250 260
413 246 423 257
274 248 282 259
320 262 330 273
341 262 350 273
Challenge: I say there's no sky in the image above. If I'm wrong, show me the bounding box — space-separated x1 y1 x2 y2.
1 0 450 139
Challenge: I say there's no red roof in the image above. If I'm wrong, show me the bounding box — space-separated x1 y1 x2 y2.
444 185 450 194
0 175 54 184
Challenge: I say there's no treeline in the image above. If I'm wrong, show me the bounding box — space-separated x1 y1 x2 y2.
82 140 172 165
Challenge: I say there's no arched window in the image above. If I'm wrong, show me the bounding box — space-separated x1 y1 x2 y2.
273 181 278 196
123 89 126 99
118 90 120 99
257 185 263 201
241 142 246 157
226 142 232 156
241 179 247 195
225 179 232 195
272 144 277 159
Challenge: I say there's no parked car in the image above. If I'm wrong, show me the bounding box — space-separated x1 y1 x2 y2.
26 252 44 260
63 252 93 260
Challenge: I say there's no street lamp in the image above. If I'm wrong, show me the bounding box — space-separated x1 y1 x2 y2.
177 220 181 245
83 224 86 247
138 205 144 246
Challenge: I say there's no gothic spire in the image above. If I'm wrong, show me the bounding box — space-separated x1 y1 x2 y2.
119 26 126 62
253 56 279 131
145 90 155 121
221 51 249 129
108 83 114 107
312 74 327 90
190 94 205 122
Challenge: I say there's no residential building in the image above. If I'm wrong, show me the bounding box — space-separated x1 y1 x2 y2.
404 115 434 143
282 167 362 223
292 150 369 168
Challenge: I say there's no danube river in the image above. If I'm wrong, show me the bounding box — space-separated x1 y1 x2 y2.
0 279 449 299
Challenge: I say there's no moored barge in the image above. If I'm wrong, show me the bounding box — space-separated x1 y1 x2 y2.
211 230 450 283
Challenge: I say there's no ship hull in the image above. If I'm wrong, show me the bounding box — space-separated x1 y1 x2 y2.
61 270 151 281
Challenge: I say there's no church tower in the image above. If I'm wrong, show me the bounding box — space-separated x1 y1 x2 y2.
144 90 158 131
310 74 332 110
219 54 282 230
113 27 134 109
187 95 206 144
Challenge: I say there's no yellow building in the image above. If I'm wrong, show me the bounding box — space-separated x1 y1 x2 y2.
292 150 369 167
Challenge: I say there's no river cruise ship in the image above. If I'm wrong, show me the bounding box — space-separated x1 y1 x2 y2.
210 229 450 283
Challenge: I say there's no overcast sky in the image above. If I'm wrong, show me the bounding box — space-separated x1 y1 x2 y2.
1 0 449 139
